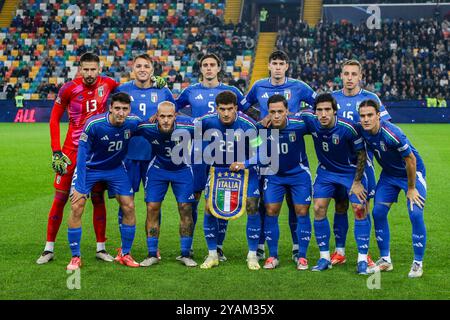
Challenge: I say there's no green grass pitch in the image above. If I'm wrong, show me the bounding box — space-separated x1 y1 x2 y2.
0 123 449 300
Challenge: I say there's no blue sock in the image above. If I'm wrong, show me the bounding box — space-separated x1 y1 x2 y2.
264 215 279 258
314 218 330 253
147 236 159 257
68 227 82 257
192 200 198 228
288 205 299 246
120 224 136 255
180 236 193 257
333 212 348 248
217 219 228 246
118 208 123 228
372 204 390 257
354 216 371 255
258 200 266 246
203 213 218 250
297 215 311 259
408 202 426 261
246 213 261 252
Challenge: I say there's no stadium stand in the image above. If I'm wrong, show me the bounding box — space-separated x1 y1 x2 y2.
323 1 440 4
276 16 449 101
0 0 256 100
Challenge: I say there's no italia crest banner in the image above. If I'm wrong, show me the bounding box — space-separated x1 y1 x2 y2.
208 167 248 220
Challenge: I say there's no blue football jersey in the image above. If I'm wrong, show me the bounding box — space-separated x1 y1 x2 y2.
242 77 316 120
301 110 365 174
176 83 247 117
76 112 141 188
196 112 257 167
332 89 391 123
136 116 194 171
116 81 175 161
358 120 426 178
256 116 310 176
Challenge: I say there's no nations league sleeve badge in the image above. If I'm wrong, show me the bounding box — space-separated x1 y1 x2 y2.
208 167 249 220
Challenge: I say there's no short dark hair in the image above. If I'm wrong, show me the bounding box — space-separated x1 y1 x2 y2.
267 94 288 109
314 93 338 112
80 52 100 64
111 92 131 105
269 50 289 63
358 99 380 113
199 53 222 81
133 53 153 65
215 90 237 106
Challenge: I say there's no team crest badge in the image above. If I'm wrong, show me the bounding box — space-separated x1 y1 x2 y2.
151 92 158 103
208 167 249 220
332 134 340 145
124 129 130 139
98 86 104 97
380 141 387 151
284 89 291 100
289 132 296 142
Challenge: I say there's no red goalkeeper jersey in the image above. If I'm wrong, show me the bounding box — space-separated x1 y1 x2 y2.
50 76 119 152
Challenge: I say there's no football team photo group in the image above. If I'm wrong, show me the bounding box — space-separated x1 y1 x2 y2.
1 0 449 302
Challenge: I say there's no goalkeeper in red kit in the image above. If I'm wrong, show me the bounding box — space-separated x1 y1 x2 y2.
36 52 119 264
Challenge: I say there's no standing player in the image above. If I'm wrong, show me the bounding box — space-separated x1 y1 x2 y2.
300 93 371 274
136 102 197 267
37 52 119 264
241 50 316 262
358 99 426 278
256 95 312 270
197 91 262 270
329 59 391 265
176 53 247 261
66 93 141 270
115 54 174 256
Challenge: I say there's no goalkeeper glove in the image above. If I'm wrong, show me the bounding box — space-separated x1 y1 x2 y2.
151 76 167 89
52 151 72 175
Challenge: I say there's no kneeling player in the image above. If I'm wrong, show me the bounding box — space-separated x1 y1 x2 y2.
137 102 197 267
66 93 141 270
358 99 427 278
198 91 262 270
300 93 371 274
257 95 312 270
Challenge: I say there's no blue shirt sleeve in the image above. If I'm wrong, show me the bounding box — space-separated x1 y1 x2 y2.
74 127 93 194
242 84 258 110
231 86 248 112
300 82 317 109
175 87 190 112
164 88 176 105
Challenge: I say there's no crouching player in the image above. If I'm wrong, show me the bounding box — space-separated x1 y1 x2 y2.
136 101 197 267
300 93 371 274
198 91 262 271
256 94 312 270
358 99 427 278
66 93 141 270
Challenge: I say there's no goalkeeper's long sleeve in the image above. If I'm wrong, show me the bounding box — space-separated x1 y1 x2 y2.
49 103 66 152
